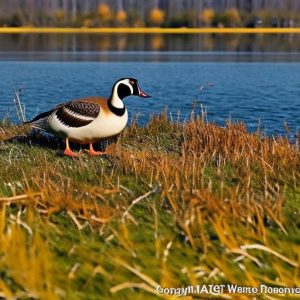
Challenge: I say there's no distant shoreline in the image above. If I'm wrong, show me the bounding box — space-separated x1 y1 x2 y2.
1 27 300 34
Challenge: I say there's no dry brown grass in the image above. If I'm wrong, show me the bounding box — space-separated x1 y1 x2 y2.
0 112 299 299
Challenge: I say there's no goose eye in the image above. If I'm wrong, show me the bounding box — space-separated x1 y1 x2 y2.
129 80 134 85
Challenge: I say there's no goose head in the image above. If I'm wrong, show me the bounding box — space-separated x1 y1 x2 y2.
111 78 151 101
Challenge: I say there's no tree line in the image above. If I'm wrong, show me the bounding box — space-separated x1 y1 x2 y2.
0 0 299 27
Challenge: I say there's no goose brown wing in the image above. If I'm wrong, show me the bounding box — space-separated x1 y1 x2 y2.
54 101 100 128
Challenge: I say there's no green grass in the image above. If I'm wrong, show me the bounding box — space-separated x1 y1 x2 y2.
0 114 299 299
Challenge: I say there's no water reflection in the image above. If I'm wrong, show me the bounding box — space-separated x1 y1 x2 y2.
150 34 164 51
0 33 300 61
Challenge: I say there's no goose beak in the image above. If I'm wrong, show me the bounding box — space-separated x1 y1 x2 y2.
137 83 151 98
139 89 151 98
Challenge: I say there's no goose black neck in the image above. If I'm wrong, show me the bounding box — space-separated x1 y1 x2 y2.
108 99 126 117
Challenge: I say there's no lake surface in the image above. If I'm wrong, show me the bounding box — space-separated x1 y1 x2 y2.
0 33 299 136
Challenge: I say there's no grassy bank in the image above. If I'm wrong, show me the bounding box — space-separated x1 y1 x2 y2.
1 27 300 34
0 113 299 299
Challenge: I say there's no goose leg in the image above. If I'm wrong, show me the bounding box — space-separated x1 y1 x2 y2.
89 143 107 156
64 138 79 157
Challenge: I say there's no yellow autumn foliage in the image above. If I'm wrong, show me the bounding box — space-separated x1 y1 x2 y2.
83 18 93 28
54 10 65 21
149 8 165 26
98 3 112 22
116 10 127 24
225 8 241 26
200 8 215 26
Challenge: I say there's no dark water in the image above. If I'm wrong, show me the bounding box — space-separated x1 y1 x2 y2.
0 33 299 136
1 33 300 62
